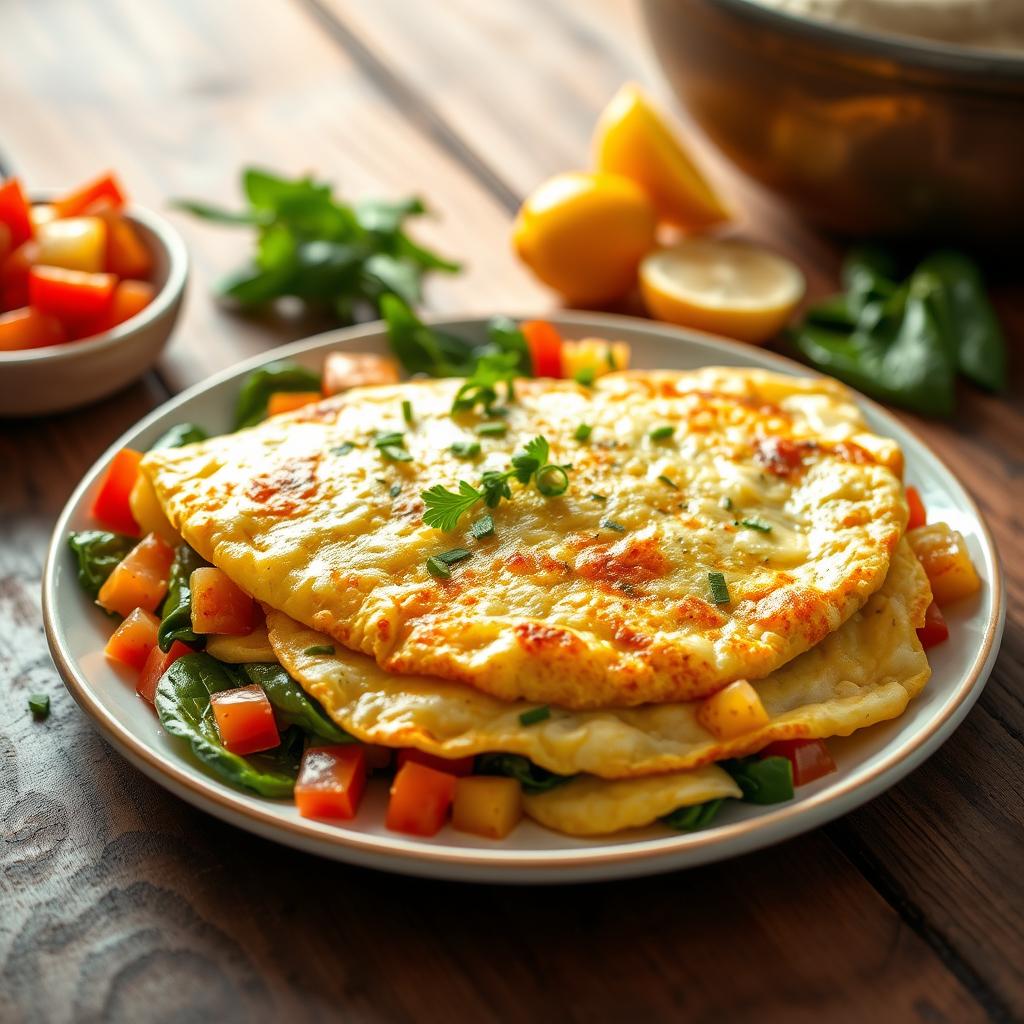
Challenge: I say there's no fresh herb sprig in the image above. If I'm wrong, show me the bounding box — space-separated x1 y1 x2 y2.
421 436 570 531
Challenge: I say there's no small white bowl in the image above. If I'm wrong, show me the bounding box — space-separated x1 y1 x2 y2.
0 202 188 417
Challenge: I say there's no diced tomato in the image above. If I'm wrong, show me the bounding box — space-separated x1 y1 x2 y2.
104 607 160 671
0 307 67 352
917 600 949 649
51 172 126 218
101 212 152 278
363 745 395 772
906 486 927 531
90 448 143 534
34 216 107 273
96 533 175 618
395 748 475 777
760 738 837 787
521 319 563 378
0 179 34 249
0 223 11 268
210 684 280 755
386 761 457 837
295 745 367 820
1 240 39 310
267 391 322 416
190 567 255 635
322 352 400 395
137 639 192 704
76 279 155 339
29 266 116 325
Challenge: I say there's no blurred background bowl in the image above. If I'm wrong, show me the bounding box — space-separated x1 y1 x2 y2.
639 0 1024 241
0 203 187 418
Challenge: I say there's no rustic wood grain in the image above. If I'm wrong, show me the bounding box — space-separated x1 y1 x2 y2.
0 1 1020 1021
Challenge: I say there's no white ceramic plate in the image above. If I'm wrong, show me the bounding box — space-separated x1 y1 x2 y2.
43 313 1004 884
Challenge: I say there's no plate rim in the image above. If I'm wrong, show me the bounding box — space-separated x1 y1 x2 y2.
42 311 1006 882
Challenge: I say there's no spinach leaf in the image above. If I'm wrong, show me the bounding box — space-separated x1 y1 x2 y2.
149 423 210 450
916 250 1006 393
233 361 322 430
661 798 725 832
841 245 899 315
241 663 351 743
158 544 207 652
476 753 575 794
381 294 476 377
722 756 794 805
67 531 135 598
155 653 296 798
482 316 532 375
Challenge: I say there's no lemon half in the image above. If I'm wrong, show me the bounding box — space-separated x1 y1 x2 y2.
640 239 806 344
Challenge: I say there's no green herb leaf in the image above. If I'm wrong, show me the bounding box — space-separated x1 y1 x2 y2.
658 474 679 490
661 798 724 832
451 440 481 459
720 496 733 511
740 517 772 533
401 399 414 424
379 445 412 462
476 421 508 438
389 484 402 498
708 571 730 605
470 514 494 539
518 705 551 726
67 531 135 599
723 756 794 804
574 423 593 442
573 366 595 387
303 645 336 656
437 547 472 565
601 519 626 533
426 555 452 580
28 694 50 719
234 362 322 430
649 425 675 441
422 480 484 531
242 663 351 743
158 544 208 652
149 423 209 450
330 442 355 456
476 753 575 794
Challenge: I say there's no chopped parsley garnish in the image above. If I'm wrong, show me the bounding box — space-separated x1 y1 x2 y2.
720 496 733 511
28 694 50 719
518 705 551 726
389 484 402 498
303 644 336 656
451 440 481 459
373 431 412 462
436 547 472 565
708 571 730 605
601 519 626 532
330 442 355 456
740 517 772 533
574 423 593 442
589 493 608 503
476 421 508 438
422 436 570 531
573 366 595 387
649 425 675 442
470 513 494 539
658 474 679 490
401 399 414 424
425 555 452 580
451 351 520 415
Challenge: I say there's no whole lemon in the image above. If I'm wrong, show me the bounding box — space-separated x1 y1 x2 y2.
513 171 657 306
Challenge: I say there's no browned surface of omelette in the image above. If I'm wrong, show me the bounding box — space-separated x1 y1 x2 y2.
141 367 907 708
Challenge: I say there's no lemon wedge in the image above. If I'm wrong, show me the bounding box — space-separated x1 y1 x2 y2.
593 83 728 230
640 239 806 344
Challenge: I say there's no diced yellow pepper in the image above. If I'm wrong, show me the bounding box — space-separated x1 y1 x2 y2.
697 679 770 740
907 522 981 606
128 474 180 547
560 337 631 381
451 776 523 839
35 216 107 272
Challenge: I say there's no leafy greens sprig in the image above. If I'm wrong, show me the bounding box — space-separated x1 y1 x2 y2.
421 436 570 531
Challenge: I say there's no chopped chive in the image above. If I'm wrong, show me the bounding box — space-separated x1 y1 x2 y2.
573 367 596 387
720 496 733 511
451 440 481 459
401 399 414 424
330 442 355 456
601 519 626 532
373 431 405 448
590 493 607 503
437 547 472 565
426 556 452 580
606 347 617 370
574 423 593 442
470 514 494 539
740 517 772 533
476 422 508 438
649 425 675 442
518 705 551 726
658 474 679 490
380 445 412 462
389 484 402 498
303 644 335 656
708 571 730 605
536 465 570 497
28 693 50 719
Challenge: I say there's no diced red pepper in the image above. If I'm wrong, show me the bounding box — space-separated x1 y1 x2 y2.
104 607 160 671
395 748 475 777
96 533 175 618
0 179 34 249
90 448 143 534
917 601 949 649
0 223 11 268
0 307 67 352
29 266 116 325
76 279 155 339
210 684 280 755
760 738 837 786
906 486 927 531
362 745 395 772
136 640 192 704
521 319 563 378
1 240 39 310
51 172 127 218
295 745 367 820
101 211 152 278
386 761 457 837
189 567 255 635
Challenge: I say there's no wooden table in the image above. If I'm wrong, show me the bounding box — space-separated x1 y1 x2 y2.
2 2 1020 1021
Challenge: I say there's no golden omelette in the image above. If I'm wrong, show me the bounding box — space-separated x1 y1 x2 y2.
141 368 907 709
